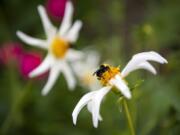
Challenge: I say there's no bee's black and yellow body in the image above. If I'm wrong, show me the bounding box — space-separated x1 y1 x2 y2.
93 64 120 85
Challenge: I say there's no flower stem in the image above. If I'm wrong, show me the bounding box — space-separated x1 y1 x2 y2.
123 99 136 135
1 78 32 134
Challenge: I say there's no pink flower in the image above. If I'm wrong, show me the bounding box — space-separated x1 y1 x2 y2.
0 42 23 65
20 52 44 79
0 42 46 79
46 0 67 21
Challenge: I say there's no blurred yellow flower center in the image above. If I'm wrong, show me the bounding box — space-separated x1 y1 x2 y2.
82 72 96 86
51 37 69 58
94 64 120 86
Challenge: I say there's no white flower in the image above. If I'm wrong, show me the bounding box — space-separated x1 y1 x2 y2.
72 50 101 91
17 1 83 95
72 51 168 128
72 50 104 122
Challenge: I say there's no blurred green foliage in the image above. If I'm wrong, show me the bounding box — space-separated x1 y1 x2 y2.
0 0 180 134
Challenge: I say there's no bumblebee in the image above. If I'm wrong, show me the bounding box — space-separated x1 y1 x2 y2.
93 64 120 85
93 64 110 78
93 64 110 80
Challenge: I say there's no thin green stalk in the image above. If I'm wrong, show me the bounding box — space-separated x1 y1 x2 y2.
1 66 33 134
1 65 18 134
123 99 135 135
1 81 32 134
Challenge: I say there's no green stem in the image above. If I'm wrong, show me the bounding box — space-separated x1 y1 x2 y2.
123 99 136 135
1 78 32 134
1 66 18 134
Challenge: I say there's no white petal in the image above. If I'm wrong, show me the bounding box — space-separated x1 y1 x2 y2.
149 51 168 63
92 86 111 128
59 1 73 36
17 31 47 49
110 75 131 99
71 61 83 77
72 92 95 125
87 101 92 112
121 51 168 77
71 60 85 76
137 61 157 75
98 114 103 121
61 62 76 90
133 51 168 64
41 64 61 96
71 50 100 85
65 20 82 43
87 101 103 121
38 5 56 38
88 81 102 91
86 51 100 68
66 49 84 61
29 55 53 77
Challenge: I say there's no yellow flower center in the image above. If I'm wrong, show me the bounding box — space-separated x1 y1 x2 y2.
81 72 96 86
100 66 120 85
51 37 69 58
94 64 120 86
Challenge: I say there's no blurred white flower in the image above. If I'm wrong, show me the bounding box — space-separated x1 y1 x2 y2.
72 51 168 128
72 51 101 91
17 1 83 95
